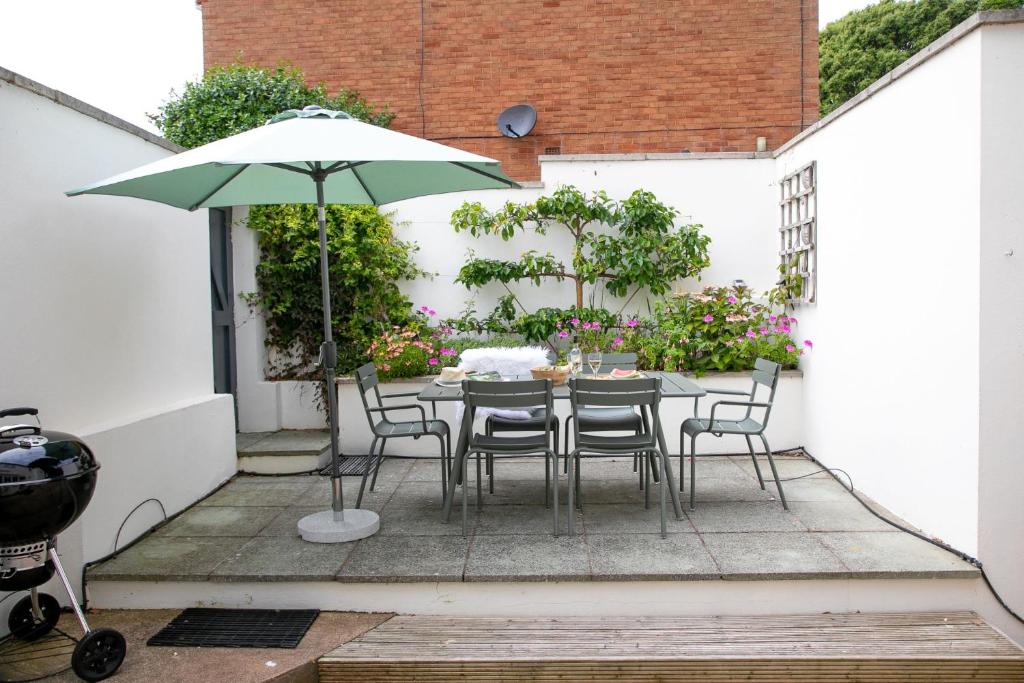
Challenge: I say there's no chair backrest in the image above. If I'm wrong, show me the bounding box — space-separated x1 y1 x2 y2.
569 376 661 446
354 362 384 429
746 358 781 425
581 352 637 374
463 379 554 446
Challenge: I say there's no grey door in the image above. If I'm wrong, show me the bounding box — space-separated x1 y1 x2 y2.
210 208 237 401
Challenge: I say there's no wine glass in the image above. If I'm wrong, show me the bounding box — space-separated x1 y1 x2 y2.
587 351 603 376
568 348 582 377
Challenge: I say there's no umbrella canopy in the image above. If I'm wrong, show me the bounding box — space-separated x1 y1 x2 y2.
67 106 519 543
67 107 517 209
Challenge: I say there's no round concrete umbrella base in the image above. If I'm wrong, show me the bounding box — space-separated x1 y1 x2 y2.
297 509 380 543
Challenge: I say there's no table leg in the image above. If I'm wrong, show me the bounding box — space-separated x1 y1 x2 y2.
655 413 685 520
443 408 472 522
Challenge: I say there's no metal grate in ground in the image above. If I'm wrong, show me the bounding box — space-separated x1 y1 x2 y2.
147 608 319 649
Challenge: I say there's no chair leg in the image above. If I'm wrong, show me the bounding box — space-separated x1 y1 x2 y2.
745 434 766 490
644 452 651 509
679 426 686 495
759 434 789 510
689 434 698 511
437 435 448 500
658 449 667 539
356 437 378 509
485 423 494 495
550 450 559 536
462 448 470 535
563 416 573 473
544 451 551 509
476 452 483 511
369 438 387 491
567 450 577 536
574 452 583 510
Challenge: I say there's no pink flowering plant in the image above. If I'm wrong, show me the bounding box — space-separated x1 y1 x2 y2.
635 284 810 375
366 305 447 378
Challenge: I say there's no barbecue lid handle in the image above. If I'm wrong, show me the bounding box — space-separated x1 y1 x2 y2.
0 407 38 419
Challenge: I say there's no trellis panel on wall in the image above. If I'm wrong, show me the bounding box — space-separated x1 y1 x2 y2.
778 162 816 303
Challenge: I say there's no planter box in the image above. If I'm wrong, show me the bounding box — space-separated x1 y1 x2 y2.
249 371 804 458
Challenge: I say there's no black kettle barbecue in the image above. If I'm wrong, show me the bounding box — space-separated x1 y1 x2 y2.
1 407 126 681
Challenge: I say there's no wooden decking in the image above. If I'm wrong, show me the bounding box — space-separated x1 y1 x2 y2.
319 612 1024 682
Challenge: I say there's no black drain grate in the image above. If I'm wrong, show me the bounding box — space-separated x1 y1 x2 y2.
147 608 319 649
336 456 371 475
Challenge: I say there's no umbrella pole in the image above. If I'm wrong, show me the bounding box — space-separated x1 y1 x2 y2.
314 173 345 522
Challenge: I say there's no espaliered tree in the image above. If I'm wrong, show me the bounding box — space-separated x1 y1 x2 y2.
451 185 711 313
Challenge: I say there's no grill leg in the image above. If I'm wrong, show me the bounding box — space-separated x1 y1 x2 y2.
49 546 90 635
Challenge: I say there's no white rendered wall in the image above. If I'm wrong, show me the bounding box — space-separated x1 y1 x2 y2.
0 76 236 620
976 23 1024 644
776 31 983 555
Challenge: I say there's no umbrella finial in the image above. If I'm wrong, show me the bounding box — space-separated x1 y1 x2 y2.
267 107 353 125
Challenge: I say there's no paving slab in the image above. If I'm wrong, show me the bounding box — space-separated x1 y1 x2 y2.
684 474 780 504
337 535 469 582
474 503 579 536
789 499 894 532
465 534 590 581
211 534 354 581
701 531 849 580
581 503 695 535
235 431 272 451
199 480 319 507
157 506 281 538
302 476 400 509
685 501 803 533
683 455 754 478
730 453 831 478
376 503 470 536
774 477 856 503
587 533 719 580
815 531 979 578
89 536 250 581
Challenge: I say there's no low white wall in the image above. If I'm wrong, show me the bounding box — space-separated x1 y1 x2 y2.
0 71 236 626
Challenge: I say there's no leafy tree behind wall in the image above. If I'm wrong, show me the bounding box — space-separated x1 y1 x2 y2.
820 0 1022 116
152 64 418 384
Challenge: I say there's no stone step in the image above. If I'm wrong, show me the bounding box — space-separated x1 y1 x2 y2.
319 611 1024 682
237 430 331 474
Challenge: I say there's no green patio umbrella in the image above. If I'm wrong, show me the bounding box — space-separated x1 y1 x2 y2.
68 106 518 543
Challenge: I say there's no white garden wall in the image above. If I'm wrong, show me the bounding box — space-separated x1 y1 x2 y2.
0 69 236 622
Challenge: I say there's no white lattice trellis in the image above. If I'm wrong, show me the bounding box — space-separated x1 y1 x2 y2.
778 162 816 303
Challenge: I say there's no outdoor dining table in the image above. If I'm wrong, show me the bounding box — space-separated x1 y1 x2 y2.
417 371 707 522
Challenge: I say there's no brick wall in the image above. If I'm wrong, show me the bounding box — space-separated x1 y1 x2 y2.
201 0 818 180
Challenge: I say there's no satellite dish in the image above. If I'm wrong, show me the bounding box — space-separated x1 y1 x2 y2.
497 104 537 138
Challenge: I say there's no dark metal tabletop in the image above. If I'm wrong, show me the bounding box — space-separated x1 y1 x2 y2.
417 371 706 402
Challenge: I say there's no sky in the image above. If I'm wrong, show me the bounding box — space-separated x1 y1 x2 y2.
0 0 871 135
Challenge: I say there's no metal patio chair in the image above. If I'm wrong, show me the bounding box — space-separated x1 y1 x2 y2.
459 378 559 535
562 352 647 484
680 357 788 510
567 376 668 537
354 362 450 508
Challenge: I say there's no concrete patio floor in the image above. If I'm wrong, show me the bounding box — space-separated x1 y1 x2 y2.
88 452 978 584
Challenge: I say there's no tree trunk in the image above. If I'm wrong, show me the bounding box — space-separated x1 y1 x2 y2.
575 278 583 310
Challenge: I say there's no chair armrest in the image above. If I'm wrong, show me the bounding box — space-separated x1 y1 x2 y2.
366 404 428 431
379 391 423 399
702 387 750 396
708 400 771 423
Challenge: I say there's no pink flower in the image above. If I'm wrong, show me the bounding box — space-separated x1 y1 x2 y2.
582 322 592 329
769 315 777 323
745 328 756 338
786 344 795 353
803 340 813 349
788 317 798 324
592 322 601 330
557 330 569 338
760 328 770 336
571 317 580 326
724 340 734 347
626 318 639 328
612 336 624 347
441 347 457 356
703 314 714 323
728 296 738 304
420 305 429 312
428 309 436 316
428 357 439 366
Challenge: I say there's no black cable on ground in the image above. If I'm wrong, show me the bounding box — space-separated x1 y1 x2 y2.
781 446 1024 627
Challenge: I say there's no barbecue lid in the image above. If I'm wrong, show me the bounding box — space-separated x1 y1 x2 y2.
0 424 98 485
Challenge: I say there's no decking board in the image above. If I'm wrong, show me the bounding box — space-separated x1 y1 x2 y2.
320 612 1024 682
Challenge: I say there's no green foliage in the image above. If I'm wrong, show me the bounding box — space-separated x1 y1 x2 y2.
513 307 618 346
246 204 425 379
151 63 394 149
451 186 711 310
819 0 1021 116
